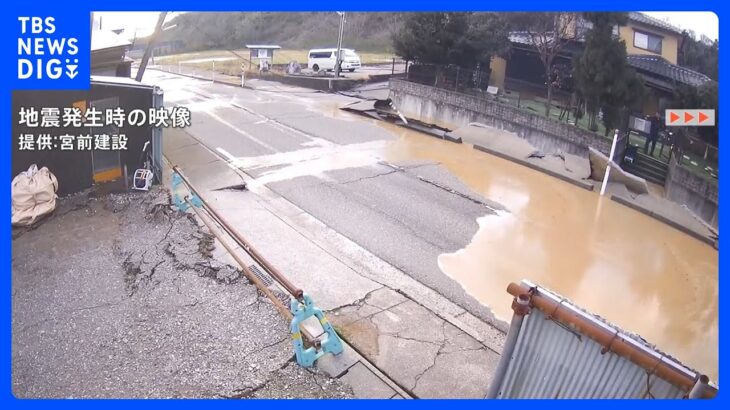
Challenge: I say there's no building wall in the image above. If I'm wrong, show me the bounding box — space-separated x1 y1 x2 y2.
12 84 156 196
489 56 507 89
642 91 660 116
619 24 679 64
389 79 613 156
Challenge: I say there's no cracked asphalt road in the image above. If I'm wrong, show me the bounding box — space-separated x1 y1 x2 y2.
267 162 498 321
152 70 505 322
11 188 353 399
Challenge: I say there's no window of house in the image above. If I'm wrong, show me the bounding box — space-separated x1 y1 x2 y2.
634 31 663 54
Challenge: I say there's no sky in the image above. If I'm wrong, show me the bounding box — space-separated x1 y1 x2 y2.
643 12 718 41
95 11 719 42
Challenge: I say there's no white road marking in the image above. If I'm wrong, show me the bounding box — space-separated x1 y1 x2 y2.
215 147 244 171
204 109 278 153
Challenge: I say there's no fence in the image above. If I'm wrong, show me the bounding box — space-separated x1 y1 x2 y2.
406 64 491 94
670 129 719 179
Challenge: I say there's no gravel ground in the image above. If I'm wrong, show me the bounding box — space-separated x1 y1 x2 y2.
11 187 353 399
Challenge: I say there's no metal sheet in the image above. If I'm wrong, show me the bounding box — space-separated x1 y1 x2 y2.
151 87 164 181
495 307 688 399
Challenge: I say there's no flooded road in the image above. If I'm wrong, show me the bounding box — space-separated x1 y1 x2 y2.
377 123 718 381
157 70 717 381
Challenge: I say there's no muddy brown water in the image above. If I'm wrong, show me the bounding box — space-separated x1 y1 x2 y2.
375 123 718 382
190 89 718 381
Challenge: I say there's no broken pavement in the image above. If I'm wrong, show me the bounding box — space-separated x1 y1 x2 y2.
11 188 353 399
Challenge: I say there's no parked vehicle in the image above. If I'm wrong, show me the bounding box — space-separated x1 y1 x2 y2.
307 48 361 73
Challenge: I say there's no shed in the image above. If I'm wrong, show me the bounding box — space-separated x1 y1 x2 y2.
12 76 164 195
245 45 282 63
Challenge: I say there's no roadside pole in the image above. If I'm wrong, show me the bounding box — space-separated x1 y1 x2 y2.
335 12 345 78
241 62 246 87
600 129 620 196
212 61 215 83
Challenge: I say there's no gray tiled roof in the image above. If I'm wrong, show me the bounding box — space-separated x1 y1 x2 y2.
628 12 684 35
627 54 712 87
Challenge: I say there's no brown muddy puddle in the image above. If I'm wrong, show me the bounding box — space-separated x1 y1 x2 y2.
374 122 718 381
197 90 718 380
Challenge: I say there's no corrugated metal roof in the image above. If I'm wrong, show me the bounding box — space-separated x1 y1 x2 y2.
90 75 155 89
495 308 687 398
91 30 132 52
491 280 716 399
245 45 282 49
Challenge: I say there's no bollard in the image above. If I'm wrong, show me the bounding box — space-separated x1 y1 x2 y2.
290 294 343 367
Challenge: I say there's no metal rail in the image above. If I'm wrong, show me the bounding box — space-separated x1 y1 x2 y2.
184 196 292 320
172 166 304 299
180 188 317 347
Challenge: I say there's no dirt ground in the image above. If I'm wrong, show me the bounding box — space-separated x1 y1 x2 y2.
11 187 353 399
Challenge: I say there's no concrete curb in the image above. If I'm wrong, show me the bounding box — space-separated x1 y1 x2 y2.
396 122 461 143
609 194 717 247
472 144 595 191
148 67 251 89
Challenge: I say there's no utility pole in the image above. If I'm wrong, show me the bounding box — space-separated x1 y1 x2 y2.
135 12 168 82
335 12 345 78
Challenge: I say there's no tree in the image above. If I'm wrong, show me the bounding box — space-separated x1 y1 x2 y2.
679 32 718 80
392 13 468 65
573 12 644 133
392 12 509 68
675 81 719 145
510 12 577 116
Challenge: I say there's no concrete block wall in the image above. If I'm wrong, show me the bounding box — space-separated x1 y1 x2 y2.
389 79 613 156
665 158 719 228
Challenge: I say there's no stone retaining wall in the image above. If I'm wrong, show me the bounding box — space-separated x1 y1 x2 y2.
389 79 614 157
665 158 719 228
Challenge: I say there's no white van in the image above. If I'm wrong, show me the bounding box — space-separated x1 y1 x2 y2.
308 48 361 73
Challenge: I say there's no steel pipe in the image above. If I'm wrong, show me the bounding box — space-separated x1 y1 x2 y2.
184 196 316 347
172 166 304 299
185 196 292 320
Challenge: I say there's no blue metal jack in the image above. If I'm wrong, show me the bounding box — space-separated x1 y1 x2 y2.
290 293 344 367
171 172 202 211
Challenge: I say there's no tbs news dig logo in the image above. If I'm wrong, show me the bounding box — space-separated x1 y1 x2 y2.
17 17 79 80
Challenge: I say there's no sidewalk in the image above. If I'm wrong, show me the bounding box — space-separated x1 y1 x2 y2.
164 126 506 398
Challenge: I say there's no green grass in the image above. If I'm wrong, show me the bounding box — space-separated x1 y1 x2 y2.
677 151 718 181
499 93 609 138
